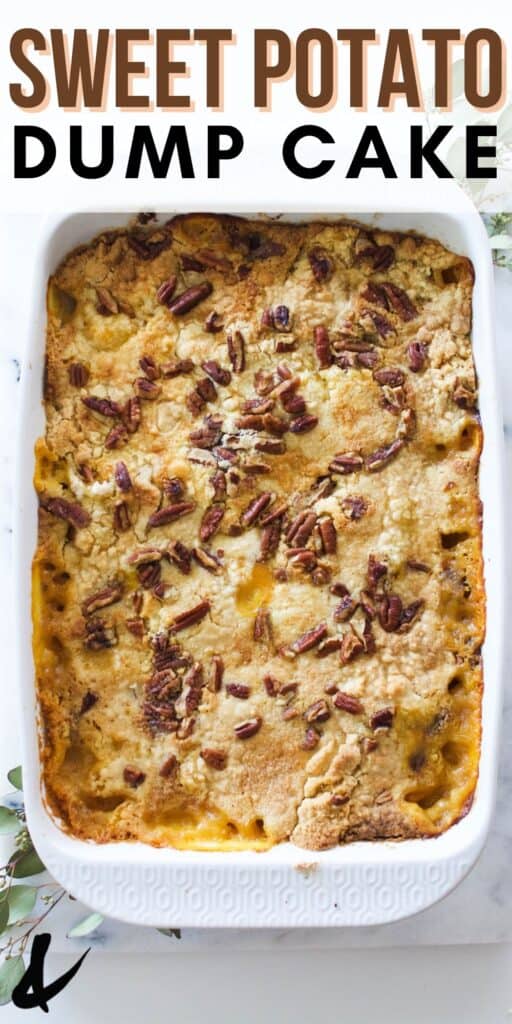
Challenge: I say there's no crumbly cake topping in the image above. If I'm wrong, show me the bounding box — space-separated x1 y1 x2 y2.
33 214 484 851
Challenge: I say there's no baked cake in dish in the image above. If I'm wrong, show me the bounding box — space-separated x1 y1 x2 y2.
33 214 484 850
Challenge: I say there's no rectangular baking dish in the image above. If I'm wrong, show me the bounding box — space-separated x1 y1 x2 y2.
15 193 504 927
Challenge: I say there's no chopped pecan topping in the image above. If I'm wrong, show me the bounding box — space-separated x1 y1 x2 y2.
329 453 364 475
377 593 403 631
314 325 332 368
304 699 330 724
123 766 146 788
261 413 289 435
147 501 195 529
452 378 476 409
208 654 224 691
309 246 333 282
341 496 368 520
39 494 90 528
407 341 427 372
68 362 89 387
114 461 132 492
370 707 394 730
263 674 280 696
156 276 178 305
302 727 320 750
226 682 251 699
253 607 272 643
286 511 317 547
398 599 424 631
234 716 262 739
126 617 145 637
361 281 389 307
159 754 178 777
139 355 160 381
84 618 117 650
210 470 227 500
330 581 349 597
367 554 387 590
380 282 417 321
333 595 357 622
199 503 225 543
356 350 379 369
122 396 141 433
79 690 98 715
190 417 223 450
354 235 395 271
170 600 210 633
137 561 161 590
259 519 282 561
243 397 275 415
290 622 328 654
254 369 275 395
162 477 184 500
128 231 171 261
227 330 245 372
242 492 273 527
255 437 286 455
363 309 394 338
96 286 119 316
161 358 194 378
201 748 227 770
196 376 218 403
193 546 223 574
334 692 363 714
407 559 430 573
134 377 162 401
339 630 365 664
281 393 306 416
286 548 317 572
166 540 192 575
166 281 213 315
176 716 196 740
275 338 297 353
186 389 207 415
373 367 405 387
365 438 404 472
82 395 120 418
318 517 337 554
316 637 342 657
82 581 123 617
205 310 224 333
201 360 231 386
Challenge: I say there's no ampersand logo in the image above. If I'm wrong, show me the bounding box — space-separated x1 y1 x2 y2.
11 933 90 1012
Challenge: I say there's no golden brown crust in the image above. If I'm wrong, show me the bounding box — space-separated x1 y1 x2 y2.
33 214 484 851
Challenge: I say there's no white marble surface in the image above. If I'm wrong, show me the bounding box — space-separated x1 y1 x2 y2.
1 214 511 953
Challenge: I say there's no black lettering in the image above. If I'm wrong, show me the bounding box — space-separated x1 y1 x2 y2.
410 126 452 178
282 125 335 179
14 126 56 178
70 125 113 178
126 126 194 178
466 125 497 179
346 126 397 178
207 126 244 178
12 933 89 1012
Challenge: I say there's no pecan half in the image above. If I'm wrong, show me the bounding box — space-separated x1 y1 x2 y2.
161 358 195 378
122 397 141 433
368 554 387 590
96 287 119 316
254 370 275 395
137 561 161 590
105 424 128 450
139 355 160 381
309 246 333 282
126 617 145 637
199 503 225 542
398 599 424 631
289 414 318 434
302 727 320 750
365 438 404 472
147 501 195 529
255 437 286 455
370 707 394 730
193 547 222 574
333 595 357 622
304 699 330 723
205 311 224 333
68 362 89 387
373 367 405 387
407 341 427 372
201 360 232 386
114 461 132 492
363 309 394 338
452 379 476 409
227 330 245 372
316 637 342 657
290 622 328 654
377 593 403 632
190 417 223 449
339 630 365 664
113 500 130 532
166 281 213 315
234 717 262 740
281 393 306 416
329 453 364 475
84 618 117 650
318 517 337 554
170 600 210 633
39 494 90 528
253 607 272 643
354 236 394 271
208 654 224 691
226 682 251 700
134 377 162 401
263 674 280 696
167 539 192 575
123 766 146 788
156 276 178 305
200 748 227 770
159 754 178 777
241 492 273 527
334 692 363 714
196 377 217 403
258 520 282 562
286 510 316 547
129 232 171 261
314 325 332 368
380 282 417 321
82 395 120 418
275 338 297 353
82 581 123 616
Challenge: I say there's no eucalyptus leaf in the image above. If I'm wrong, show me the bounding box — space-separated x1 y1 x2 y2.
7 767 22 792
7 885 37 926
0 806 19 835
0 898 9 934
0 955 25 1006
67 911 104 937
11 848 46 878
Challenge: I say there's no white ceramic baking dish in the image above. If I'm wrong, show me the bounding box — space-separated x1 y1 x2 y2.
15 193 504 928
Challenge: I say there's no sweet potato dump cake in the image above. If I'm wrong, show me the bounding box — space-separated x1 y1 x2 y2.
33 214 484 850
